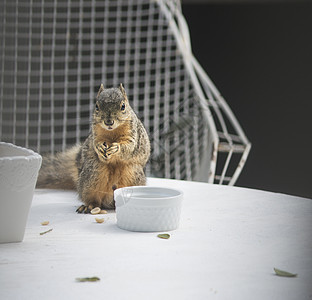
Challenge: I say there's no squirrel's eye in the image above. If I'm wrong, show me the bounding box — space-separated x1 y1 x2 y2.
121 103 126 111
95 103 99 112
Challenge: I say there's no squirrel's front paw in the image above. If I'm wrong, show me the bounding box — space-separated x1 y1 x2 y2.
96 142 119 160
96 142 108 159
106 143 119 157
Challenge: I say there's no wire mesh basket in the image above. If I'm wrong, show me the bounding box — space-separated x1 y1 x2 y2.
0 0 251 185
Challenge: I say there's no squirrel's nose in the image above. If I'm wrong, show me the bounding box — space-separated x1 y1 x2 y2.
104 120 114 126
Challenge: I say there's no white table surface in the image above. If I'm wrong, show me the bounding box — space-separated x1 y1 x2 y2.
0 178 311 300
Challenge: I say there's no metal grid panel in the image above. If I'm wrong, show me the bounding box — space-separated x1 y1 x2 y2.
0 0 251 184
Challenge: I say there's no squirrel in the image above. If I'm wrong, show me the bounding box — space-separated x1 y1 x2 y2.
36 84 151 213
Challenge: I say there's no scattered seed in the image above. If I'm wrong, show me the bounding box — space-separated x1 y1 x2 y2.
40 228 53 235
100 210 108 214
76 277 100 282
90 207 101 215
95 218 105 223
41 221 49 226
157 233 170 239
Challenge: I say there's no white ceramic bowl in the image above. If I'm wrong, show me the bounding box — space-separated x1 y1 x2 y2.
114 186 183 232
0 142 42 243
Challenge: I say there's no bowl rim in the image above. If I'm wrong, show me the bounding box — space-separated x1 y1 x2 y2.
0 142 42 161
114 185 183 201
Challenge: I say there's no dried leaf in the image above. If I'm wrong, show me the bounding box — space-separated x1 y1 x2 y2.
76 277 100 282
39 228 53 235
157 233 170 239
274 268 297 277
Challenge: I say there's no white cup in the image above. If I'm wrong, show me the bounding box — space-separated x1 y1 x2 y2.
0 142 42 243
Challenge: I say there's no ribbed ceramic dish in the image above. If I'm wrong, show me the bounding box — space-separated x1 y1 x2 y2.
0 142 42 243
114 186 183 232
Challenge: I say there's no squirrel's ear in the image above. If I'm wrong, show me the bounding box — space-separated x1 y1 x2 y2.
119 83 128 101
97 84 105 98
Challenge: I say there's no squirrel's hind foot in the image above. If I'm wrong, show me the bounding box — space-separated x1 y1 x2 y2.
76 204 94 214
76 202 115 214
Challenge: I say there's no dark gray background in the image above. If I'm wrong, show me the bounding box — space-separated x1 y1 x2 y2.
182 2 312 198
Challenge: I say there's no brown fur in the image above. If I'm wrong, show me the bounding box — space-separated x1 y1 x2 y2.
37 84 150 211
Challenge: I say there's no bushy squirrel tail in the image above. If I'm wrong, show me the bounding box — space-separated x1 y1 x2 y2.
36 145 80 190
